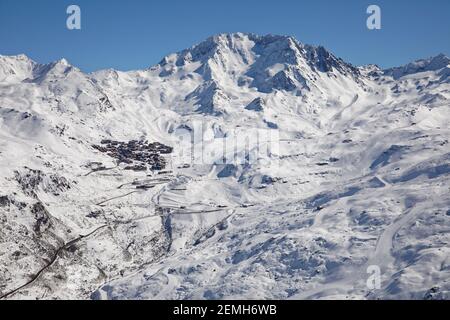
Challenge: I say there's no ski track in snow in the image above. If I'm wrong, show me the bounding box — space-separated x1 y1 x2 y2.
0 33 449 300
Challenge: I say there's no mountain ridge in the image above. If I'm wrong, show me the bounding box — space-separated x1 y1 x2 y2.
2 33 448 82
0 33 449 300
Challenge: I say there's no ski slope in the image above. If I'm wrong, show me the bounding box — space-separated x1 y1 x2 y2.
0 33 449 300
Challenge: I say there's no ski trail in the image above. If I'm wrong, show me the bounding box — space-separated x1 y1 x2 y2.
292 198 432 300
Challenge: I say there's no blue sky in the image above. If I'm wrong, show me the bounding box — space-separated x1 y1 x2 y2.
1 0 449 72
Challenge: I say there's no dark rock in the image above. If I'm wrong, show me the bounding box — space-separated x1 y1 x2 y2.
14 168 70 198
264 120 278 129
31 201 51 233
424 287 442 300
0 195 10 207
87 210 103 219
66 245 77 253
245 98 265 112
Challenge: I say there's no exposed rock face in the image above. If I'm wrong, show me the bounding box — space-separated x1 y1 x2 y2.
0 33 449 300
245 97 265 112
14 168 71 198
31 201 51 234
0 196 11 207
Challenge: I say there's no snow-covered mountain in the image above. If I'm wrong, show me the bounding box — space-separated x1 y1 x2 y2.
0 33 449 300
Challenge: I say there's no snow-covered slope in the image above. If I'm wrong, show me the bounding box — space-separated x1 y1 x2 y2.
0 33 449 300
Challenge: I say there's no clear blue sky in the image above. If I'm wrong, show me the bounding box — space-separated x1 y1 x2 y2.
1 0 449 72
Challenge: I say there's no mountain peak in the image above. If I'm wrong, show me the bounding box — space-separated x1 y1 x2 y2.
0 54 36 82
159 33 300 67
196 32 294 48
55 58 70 66
155 33 362 94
